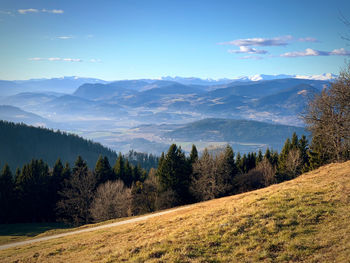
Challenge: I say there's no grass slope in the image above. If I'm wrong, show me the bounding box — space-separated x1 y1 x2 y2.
1 161 350 262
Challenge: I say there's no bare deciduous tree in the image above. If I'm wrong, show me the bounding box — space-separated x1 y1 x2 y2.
256 158 276 186
303 65 350 163
285 149 302 177
90 180 131 222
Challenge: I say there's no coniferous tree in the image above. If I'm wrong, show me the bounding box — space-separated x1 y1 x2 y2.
62 162 71 181
264 148 272 164
48 158 64 220
124 159 133 187
16 159 50 222
94 155 113 185
189 144 199 165
256 149 263 165
57 156 96 225
157 144 191 206
0 164 14 223
291 132 299 149
131 169 158 215
216 145 237 196
235 152 243 174
132 164 144 183
298 135 310 172
113 153 125 182
277 138 291 182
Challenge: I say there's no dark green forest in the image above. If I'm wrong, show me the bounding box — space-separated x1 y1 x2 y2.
0 121 158 171
0 120 117 170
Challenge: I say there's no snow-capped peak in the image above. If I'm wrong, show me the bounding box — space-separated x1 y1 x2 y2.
294 73 337 80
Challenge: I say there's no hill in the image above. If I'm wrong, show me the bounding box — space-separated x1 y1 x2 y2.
0 105 50 126
164 118 307 151
0 77 107 96
1 161 349 262
0 121 117 170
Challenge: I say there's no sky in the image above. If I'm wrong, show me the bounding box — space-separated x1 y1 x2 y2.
1 0 350 80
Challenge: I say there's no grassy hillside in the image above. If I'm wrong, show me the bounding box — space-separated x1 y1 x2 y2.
1 161 350 262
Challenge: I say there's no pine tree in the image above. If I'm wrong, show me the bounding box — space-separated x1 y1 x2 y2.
256 149 263 165
62 162 71 181
94 155 113 185
189 144 199 164
113 153 125 182
277 138 291 179
0 164 14 223
16 159 51 222
157 144 191 206
49 158 64 220
132 164 144 183
298 135 310 172
291 132 299 149
216 145 237 196
73 156 88 174
236 152 243 174
264 148 271 161
124 159 133 187
57 156 96 225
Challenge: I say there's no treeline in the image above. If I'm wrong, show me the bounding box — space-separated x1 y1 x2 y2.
0 132 315 225
0 154 148 223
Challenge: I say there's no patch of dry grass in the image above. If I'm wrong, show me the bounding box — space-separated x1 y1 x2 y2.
1 161 350 262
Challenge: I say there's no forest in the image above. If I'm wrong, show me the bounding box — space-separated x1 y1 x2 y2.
0 132 316 225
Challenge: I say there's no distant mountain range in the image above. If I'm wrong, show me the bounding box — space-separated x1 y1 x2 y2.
160 73 336 85
0 73 335 96
0 74 333 154
0 76 108 96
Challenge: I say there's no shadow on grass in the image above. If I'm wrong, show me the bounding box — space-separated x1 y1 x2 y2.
0 222 71 238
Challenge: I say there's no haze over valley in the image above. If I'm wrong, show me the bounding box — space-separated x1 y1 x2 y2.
0 74 331 154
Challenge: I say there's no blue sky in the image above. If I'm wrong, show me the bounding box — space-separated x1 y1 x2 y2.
1 0 350 80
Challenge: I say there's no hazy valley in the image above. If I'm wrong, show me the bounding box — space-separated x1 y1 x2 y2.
0 75 331 155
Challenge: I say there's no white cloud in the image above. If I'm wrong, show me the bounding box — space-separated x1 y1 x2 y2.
239 55 263 60
18 9 39 14
281 48 350 57
56 36 74 40
63 58 82 62
0 10 12 15
219 35 292 46
28 57 83 62
48 57 61 61
228 46 268 54
90 59 102 63
42 9 64 14
18 8 63 15
330 48 350 56
298 37 318 42
28 57 45 61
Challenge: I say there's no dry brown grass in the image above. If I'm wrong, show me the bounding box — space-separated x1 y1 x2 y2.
1 161 350 262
